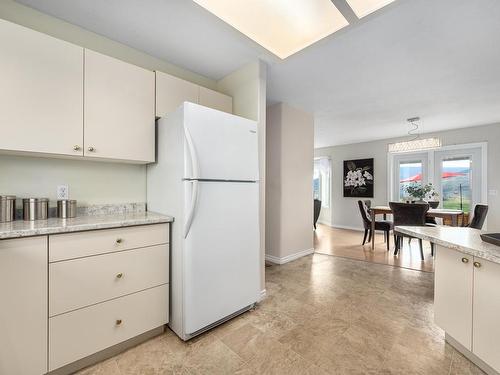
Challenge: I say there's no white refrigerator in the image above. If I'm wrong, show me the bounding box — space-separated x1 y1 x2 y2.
147 102 260 340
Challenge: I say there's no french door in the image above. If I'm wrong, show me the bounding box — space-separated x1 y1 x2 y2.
433 147 482 214
391 152 429 202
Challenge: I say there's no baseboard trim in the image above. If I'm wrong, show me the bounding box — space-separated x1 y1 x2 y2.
331 224 364 232
265 248 314 265
317 219 331 226
445 333 499 375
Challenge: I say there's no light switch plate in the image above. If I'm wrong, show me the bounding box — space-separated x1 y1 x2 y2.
57 185 69 200
489 189 498 196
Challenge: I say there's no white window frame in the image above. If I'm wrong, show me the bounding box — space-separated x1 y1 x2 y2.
387 142 488 226
314 157 332 208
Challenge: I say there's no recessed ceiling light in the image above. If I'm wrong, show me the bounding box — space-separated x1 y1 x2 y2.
346 0 397 18
192 0 349 59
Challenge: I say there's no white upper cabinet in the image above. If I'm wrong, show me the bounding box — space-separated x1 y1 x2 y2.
156 71 199 118
199 86 233 114
0 19 84 156
84 49 155 163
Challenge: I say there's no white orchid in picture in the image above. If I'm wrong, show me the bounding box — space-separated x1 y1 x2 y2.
343 159 374 197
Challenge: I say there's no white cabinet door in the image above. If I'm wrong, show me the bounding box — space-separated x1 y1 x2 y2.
434 245 473 350
199 86 233 114
472 258 500 372
84 49 155 162
0 237 48 375
156 71 198 118
0 19 84 156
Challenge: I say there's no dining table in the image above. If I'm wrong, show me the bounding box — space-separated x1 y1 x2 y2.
369 205 465 250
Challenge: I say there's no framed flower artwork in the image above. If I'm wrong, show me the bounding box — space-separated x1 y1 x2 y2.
343 158 374 197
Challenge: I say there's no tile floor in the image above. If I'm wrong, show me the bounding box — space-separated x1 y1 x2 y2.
314 225 435 272
78 254 483 375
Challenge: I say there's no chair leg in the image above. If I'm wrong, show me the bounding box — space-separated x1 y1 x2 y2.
418 239 424 261
431 243 435 257
386 230 390 251
383 231 387 243
362 229 368 245
368 230 372 243
394 236 399 255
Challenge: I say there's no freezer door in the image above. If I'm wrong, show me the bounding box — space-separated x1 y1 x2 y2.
183 103 258 181
183 180 260 335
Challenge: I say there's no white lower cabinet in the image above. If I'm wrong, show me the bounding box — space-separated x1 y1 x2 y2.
49 244 169 316
0 237 48 375
49 285 169 371
434 246 473 350
434 245 500 373
472 258 500 373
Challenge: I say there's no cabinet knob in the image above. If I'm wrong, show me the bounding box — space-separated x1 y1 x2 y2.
87 146 95 152
473 261 482 268
73 145 81 151
116 319 123 326
116 238 123 244
116 272 123 279
461 257 469 264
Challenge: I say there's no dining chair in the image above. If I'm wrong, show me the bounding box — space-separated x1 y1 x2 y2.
357 200 393 250
390 202 429 261
467 204 488 230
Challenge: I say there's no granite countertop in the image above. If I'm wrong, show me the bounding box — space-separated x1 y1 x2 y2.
396 226 500 264
0 211 174 240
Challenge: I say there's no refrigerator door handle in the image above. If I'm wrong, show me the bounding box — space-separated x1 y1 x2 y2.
184 126 200 179
184 180 199 238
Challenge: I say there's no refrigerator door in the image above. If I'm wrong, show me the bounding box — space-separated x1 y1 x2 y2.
183 103 258 181
183 180 260 335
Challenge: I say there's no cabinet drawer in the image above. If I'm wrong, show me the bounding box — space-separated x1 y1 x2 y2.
49 244 169 316
49 223 169 262
49 285 168 371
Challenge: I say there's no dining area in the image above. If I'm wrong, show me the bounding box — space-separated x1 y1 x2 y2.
357 200 489 261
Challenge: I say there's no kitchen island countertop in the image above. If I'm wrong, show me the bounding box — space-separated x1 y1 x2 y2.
396 225 500 264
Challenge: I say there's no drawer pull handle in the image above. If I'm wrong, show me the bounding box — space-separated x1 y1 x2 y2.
473 261 482 268
116 319 122 326
461 257 469 264
116 273 123 279
116 238 123 244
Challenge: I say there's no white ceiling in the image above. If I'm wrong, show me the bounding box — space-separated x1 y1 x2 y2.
15 0 500 148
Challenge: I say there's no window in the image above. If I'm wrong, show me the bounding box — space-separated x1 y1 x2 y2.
313 158 331 208
391 152 428 202
398 161 423 201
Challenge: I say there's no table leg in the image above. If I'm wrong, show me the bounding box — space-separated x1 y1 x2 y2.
371 210 375 250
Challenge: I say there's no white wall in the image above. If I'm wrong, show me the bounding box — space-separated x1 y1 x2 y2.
315 123 500 231
217 61 268 294
0 156 145 207
266 103 314 263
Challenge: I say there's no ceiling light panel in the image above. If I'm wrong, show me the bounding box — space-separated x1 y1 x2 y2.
346 0 397 18
193 0 349 59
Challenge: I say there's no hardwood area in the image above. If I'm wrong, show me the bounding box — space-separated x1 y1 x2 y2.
314 224 435 272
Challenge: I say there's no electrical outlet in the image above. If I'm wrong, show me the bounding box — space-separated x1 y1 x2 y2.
57 185 69 200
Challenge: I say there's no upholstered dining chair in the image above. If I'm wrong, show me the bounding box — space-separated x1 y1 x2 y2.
467 204 488 230
357 200 393 250
390 202 429 261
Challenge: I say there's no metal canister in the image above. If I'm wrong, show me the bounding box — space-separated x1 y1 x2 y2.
23 198 49 221
57 199 77 219
0 195 16 223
